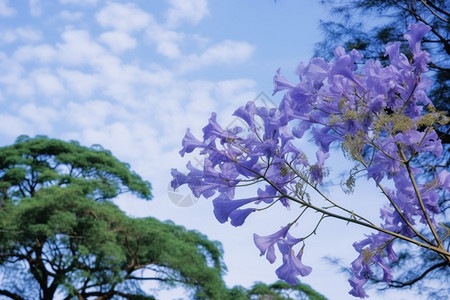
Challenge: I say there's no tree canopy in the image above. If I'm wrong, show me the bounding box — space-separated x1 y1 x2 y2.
0 135 152 204
229 280 328 300
0 136 229 299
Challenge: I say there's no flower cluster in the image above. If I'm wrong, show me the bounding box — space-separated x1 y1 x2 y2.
172 23 449 298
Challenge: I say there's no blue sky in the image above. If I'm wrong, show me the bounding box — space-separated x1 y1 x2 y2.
0 1 424 299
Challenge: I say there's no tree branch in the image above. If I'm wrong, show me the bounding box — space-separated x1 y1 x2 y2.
0 290 25 300
388 261 449 288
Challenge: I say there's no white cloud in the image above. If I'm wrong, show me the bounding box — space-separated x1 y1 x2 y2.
0 54 35 98
0 30 16 43
60 0 100 5
79 121 159 166
180 40 255 72
58 10 83 21
65 100 128 128
0 0 15 17
50 28 175 101
30 68 65 97
0 27 42 44
0 114 32 138
165 0 209 28
18 102 60 133
29 0 42 16
57 69 99 98
13 44 56 63
99 30 137 53
96 2 152 32
146 25 184 59
56 29 106 66
201 40 254 64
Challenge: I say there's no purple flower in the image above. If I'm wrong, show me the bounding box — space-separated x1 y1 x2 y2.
212 194 257 224
170 168 190 190
367 138 401 183
229 208 256 227
384 42 411 70
309 150 330 184
329 47 363 86
203 112 234 140
254 225 290 263
437 170 450 192
179 128 205 157
275 242 312 284
348 275 369 298
256 185 278 204
233 101 257 129
375 255 393 282
302 57 330 82
312 127 341 153
404 23 431 55
235 155 261 177
291 121 312 139
273 68 295 95
170 161 202 189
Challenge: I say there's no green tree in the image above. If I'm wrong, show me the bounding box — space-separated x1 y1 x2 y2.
314 1 450 298
228 281 328 300
0 136 228 299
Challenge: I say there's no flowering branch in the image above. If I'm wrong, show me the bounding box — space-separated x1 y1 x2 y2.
172 23 450 298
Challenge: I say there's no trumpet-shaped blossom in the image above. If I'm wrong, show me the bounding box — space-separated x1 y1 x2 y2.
276 242 312 285
254 225 291 263
212 194 258 224
229 208 257 227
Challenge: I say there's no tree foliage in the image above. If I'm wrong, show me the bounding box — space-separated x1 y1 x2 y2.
229 280 327 300
0 136 228 299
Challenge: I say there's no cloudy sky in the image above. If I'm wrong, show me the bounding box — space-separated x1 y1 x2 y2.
0 1 424 299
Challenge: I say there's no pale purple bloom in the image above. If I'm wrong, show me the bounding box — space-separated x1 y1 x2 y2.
273 68 296 95
348 275 369 298
404 23 431 55
384 42 411 70
170 161 202 190
233 101 257 129
329 47 363 86
229 208 256 227
312 126 340 152
203 112 233 140
437 170 450 192
302 57 330 82
375 255 393 282
275 242 312 284
179 128 205 157
254 225 290 263
213 194 258 223
291 121 312 139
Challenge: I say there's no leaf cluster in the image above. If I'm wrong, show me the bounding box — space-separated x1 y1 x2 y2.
0 135 152 204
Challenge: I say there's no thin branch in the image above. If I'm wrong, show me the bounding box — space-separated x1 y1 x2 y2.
388 261 449 288
400 150 446 256
235 159 450 258
419 0 449 22
0 290 25 300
